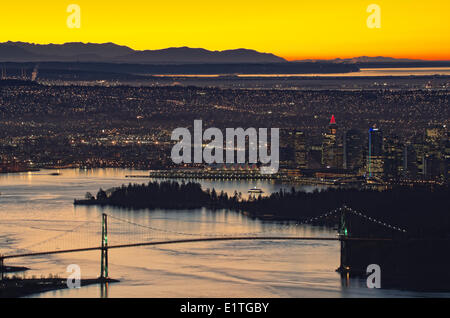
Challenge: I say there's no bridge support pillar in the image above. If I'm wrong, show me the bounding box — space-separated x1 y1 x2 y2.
0 256 4 280
337 238 349 273
100 213 109 279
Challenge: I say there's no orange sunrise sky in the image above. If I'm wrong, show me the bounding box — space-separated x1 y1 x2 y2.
1 0 449 60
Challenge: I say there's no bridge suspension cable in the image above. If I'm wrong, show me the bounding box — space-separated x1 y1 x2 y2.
107 206 344 238
295 207 342 225
20 220 100 254
343 205 408 233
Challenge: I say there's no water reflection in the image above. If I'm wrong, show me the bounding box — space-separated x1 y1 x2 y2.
1 168 449 298
100 282 109 298
150 67 450 78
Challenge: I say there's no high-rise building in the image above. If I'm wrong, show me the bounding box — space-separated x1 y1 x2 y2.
413 138 427 177
384 136 404 180
335 141 344 169
344 129 364 171
280 129 308 169
403 141 419 178
424 125 446 179
294 131 307 169
367 127 384 178
280 129 296 168
425 126 445 156
425 125 446 145
445 130 450 181
322 115 342 168
329 114 337 134
424 153 444 179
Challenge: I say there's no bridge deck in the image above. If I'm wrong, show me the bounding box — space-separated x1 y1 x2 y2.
1 236 398 260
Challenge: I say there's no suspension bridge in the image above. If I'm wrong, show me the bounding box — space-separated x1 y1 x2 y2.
0 205 408 280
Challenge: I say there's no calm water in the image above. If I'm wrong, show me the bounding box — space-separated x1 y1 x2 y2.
0 169 447 298
151 67 450 77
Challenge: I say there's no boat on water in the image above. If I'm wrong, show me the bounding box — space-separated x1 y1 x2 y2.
248 187 264 194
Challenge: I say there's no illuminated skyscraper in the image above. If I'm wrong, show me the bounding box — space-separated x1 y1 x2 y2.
294 131 307 169
322 115 342 168
403 141 419 178
384 136 404 180
412 136 427 177
367 127 384 177
445 130 450 181
344 129 364 171
280 129 295 168
329 115 337 134
423 125 447 179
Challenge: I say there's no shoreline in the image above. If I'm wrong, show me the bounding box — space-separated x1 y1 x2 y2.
1 266 29 274
0 277 119 298
0 168 40 175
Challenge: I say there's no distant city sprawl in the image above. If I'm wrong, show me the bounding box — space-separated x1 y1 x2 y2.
0 82 448 185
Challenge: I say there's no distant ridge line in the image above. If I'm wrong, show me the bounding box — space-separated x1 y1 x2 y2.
0 42 286 64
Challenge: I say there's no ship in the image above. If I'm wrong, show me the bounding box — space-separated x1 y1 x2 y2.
248 187 264 194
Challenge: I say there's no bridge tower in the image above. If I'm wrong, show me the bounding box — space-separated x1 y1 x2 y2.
339 205 349 237
338 205 350 274
100 213 109 279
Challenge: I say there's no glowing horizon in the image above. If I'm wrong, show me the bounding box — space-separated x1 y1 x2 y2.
1 0 449 61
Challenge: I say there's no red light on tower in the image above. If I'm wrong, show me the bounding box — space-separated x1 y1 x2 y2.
330 115 336 125
329 115 337 135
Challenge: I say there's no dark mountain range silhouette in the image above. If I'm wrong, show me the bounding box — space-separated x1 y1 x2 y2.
117 47 286 64
0 42 286 64
2 42 447 66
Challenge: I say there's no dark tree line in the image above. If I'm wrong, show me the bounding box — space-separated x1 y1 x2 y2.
94 181 240 210
85 181 450 238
